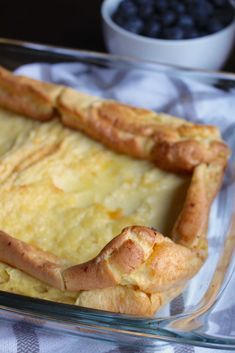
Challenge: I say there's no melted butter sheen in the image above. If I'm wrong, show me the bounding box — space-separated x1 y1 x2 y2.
0 109 189 303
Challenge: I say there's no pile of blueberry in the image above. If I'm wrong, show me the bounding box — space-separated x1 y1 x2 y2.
112 0 234 40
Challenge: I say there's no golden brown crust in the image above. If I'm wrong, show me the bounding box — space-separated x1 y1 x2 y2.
172 161 226 252
151 140 229 173
0 66 230 316
58 90 230 173
0 230 65 290
63 226 156 291
76 285 185 316
0 66 63 121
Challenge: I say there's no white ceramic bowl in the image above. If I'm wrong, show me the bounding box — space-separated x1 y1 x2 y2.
101 0 235 70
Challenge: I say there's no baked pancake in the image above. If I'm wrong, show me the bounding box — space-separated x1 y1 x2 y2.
0 66 230 316
0 108 189 305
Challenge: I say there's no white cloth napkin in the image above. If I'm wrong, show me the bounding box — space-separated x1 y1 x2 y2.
0 62 234 353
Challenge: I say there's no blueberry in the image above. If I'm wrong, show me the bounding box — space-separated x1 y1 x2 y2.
190 1 213 17
122 17 144 34
112 12 126 27
207 18 225 33
193 5 208 19
184 27 199 39
138 3 155 19
211 0 227 6
134 0 153 5
163 26 185 39
178 14 194 27
117 0 138 17
155 0 169 12
173 2 186 14
204 1 214 16
143 19 162 37
161 11 177 26
183 0 196 7
193 6 211 28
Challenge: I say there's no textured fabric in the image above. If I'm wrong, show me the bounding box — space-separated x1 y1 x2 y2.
0 63 234 353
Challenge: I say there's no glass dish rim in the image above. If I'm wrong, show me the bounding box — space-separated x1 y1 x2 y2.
0 37 235 350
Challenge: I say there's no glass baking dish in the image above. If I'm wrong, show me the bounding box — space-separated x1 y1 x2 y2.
0 37 234 351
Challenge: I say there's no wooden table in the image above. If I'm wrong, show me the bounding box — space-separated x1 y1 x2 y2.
0 0 234 72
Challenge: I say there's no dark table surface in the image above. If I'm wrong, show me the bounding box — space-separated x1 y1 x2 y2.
0 0 235 72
